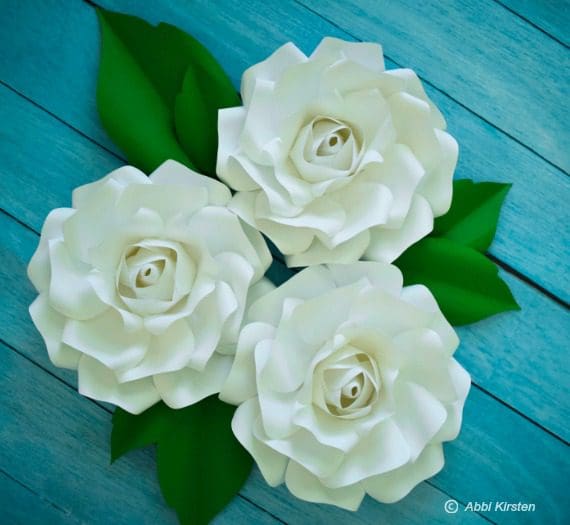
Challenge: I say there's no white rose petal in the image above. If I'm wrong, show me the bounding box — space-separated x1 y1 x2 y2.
28 161 271 413
217 38 458 266
223 262 470 509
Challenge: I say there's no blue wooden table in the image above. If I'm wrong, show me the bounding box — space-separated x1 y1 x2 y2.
1 1 568 524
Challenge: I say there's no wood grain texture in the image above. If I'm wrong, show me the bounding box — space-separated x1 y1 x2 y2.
496 0 570 45
0 0 568 302
1 81 568 440
0 470 76 525
298 0 570 172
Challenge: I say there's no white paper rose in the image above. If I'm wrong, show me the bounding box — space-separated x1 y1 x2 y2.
28 160 271 414
217 38 458 267
220 262 470 509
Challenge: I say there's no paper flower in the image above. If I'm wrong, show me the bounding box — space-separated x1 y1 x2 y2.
28 160 271 414
221 262 470 509
217 37 458 267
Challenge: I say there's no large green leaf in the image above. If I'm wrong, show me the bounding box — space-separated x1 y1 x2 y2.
175 65 239 176
111 398 252 525
395 237 520 325
96 8 238 174
433 179 511 251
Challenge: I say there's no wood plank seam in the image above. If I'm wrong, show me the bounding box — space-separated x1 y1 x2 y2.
486 254 569 310
292 0 570 176
0 466 76 520
491 0 569 48
0 78 123 165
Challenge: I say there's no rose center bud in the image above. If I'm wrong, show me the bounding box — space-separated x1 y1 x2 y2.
116 239 197 316
312 118 353 158
317 347 381 418
315 127 350 156
135 260 165 288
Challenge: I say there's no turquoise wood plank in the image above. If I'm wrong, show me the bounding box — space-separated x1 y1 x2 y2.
0 0 567 303
297 0 569 172
1 470 75 525
0 341 283 525
1 183 568 523
436 387 570 524
497 0 570 45
457 270 569 442
0 56 568 441
241 469 486 525
0 0 119 156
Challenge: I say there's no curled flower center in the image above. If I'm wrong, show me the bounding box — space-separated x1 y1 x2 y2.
290 116 361 183
314 120 352 157
315 346 381 419
116 239 196 316
135 259 165 288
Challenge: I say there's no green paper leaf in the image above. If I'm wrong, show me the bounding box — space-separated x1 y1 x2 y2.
174 63 236 175
111 398 253 525
174 54 240 176
433 179 512 252
395 237 520 325
96 8 238 174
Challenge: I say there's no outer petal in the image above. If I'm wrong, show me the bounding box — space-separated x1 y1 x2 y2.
392 382 447 460
48 239 107 320
365 194 433 263
219 322 275 405
232 398 289 486
388 91 441 175
29 295 80 369
78 355 160 414
400 284 459 352
433 361 471 442
285 461 365 511
359 144 425 227
28 208 74 292
150 160 231 206
329 182 393 245
323 419 410 488
72 165 148 209
216 107 257 190
326 261 403 296
154 353 233 408
115 319 196 383
417 129 458 216
363 444 444 503
311 37 385 73
287 230 370 267
185 282 238 369
62 309 150 374
241 42 307 106
247 265 336 325
292 405 360 452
